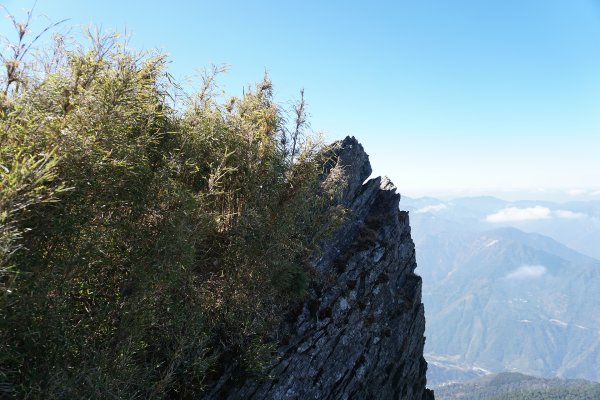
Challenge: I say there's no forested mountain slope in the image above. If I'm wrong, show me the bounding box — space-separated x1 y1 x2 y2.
435 372 600 400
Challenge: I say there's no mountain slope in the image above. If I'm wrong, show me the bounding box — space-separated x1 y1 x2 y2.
208 137 435 399
413 226 600 384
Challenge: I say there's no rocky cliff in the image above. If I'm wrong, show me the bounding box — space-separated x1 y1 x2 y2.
208 137 434 399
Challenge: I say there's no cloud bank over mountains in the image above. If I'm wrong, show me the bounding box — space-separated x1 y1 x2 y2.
485 206 585 223
416 204 448 214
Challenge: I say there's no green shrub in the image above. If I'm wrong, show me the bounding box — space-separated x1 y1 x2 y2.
0 24 343 398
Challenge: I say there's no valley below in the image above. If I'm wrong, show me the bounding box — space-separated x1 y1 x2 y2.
433 372 600 400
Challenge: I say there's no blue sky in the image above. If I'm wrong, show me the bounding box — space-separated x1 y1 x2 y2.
2 0 600 200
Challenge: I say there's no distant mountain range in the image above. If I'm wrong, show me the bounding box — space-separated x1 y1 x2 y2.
400 196 600 386
434 372 600 400
404 195 600 259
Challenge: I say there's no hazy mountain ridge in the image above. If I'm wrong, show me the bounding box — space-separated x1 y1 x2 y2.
403 196 600 259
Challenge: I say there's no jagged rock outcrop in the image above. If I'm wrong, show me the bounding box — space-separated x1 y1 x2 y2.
209 137 434 399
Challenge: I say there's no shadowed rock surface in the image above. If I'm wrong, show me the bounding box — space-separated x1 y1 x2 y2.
208 137 434 399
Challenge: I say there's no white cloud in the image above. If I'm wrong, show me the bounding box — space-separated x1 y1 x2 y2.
554 210 584 219
486 206 551 222
416 204 448 214
486 206 586 222
506 265 547 280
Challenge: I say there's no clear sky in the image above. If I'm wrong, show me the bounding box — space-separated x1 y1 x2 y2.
2 0 600 200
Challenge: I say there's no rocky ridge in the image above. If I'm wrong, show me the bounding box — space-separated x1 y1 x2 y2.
209 137 434 399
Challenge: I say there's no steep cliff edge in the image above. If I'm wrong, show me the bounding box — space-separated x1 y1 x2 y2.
209 137 434 399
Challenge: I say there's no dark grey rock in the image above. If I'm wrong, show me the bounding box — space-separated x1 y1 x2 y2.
208 136 434 400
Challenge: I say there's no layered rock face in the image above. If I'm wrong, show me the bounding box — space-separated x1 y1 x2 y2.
211 137 433 399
